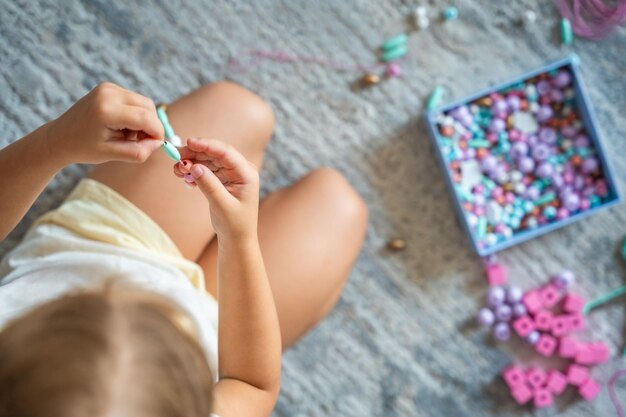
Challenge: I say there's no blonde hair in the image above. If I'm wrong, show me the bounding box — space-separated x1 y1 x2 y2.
0 284 213 417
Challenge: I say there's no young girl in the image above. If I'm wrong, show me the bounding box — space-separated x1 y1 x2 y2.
0 81 368 416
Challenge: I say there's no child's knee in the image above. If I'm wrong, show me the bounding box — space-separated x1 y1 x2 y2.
202 81 275 148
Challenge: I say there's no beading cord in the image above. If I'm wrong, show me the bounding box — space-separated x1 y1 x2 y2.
583 285 626 315
609 369 626 417
228 49 412 74
155 104 181 162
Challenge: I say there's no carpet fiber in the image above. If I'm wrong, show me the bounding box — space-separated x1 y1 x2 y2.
1 1 625 416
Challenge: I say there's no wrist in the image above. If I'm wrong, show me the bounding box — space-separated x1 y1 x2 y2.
218 231 260 251
26 122 71 171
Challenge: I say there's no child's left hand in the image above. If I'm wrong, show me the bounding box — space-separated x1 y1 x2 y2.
47 82 164 165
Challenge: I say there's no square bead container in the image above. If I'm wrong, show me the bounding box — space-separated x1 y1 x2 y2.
424 55 620 256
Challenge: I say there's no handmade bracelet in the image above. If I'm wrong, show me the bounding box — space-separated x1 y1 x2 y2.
156 103 181 162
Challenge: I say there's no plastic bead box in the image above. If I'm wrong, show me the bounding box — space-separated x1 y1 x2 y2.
424 55 620 256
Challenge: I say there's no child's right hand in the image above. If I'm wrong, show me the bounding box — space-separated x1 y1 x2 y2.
175 138 260 241
48 82 164 165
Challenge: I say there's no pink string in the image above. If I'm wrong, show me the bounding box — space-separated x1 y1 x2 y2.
555 0 626 40
610 369 626 417
229 49 411 74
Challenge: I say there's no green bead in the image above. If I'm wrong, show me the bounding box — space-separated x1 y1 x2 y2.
381 34 408 51
561 18 573 45
534 191 556 206
157 107 174 140
426 86 444 110
381 44 408 62
162 140 181 162
468 139 490 148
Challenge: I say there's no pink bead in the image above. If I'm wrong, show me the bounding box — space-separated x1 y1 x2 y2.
534 310 554 331
556 208 570 220
551 315 570 337
184 173 195 184
575 342 610 365
511 384 533 405
526 368 547 389
533 389 554 408
503 365 526 389
546 370 567 395
513 316 536 337
386 63 401 77
522 290 543 314
485 263 507 286
559 336 579 358
539 284 561 308
579 378 601 401
563 293 585 313
536 334 557 357
567 313 585 332
566 364 590 386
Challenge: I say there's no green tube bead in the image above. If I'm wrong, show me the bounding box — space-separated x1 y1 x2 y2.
381 44 408 62
427 85 444 110
162 140 181 162
381 34 408 51
561 18 573 45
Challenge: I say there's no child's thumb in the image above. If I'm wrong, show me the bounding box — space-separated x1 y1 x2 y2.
191 164 227 201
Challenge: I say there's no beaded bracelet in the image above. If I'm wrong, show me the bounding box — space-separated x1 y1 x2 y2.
156 103 182 162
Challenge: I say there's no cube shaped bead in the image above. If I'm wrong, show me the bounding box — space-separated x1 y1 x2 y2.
513 316 536 338
534 310 554 331
536 334 558 357
566 364 590 386
546 370 567 395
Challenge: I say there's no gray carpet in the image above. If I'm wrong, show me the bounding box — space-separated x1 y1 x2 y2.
1 1 625 416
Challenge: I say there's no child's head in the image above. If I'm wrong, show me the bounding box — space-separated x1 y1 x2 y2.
0 285 213 417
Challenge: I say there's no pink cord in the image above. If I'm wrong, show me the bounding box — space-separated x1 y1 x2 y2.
609 369 626 417
555 0 626 40
229 49 412 74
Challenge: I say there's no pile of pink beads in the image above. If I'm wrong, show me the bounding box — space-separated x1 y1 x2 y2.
478 264 611 408
434 67 613 251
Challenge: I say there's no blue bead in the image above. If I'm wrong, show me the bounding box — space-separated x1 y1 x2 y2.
443 6 459 20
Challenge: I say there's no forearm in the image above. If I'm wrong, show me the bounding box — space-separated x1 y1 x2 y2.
0 123 66 240
217 234 281 393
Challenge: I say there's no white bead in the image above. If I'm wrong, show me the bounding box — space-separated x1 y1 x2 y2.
510 170 523 183
514 182 526 194
486 201 503 223
416 16 430 30
522 10 537 26
529 102 540 113
443 116 454 126
470 104 480 114
415 6 428 18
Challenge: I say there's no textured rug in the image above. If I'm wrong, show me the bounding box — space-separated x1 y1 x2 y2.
1 1 625 416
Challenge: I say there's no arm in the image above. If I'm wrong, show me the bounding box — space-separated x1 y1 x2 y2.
177 138 282 416
0 82 164 241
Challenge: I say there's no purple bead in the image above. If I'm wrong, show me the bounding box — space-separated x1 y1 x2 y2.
477 307 495 326
537 80 552 95
528 135 538 146
491 99 508 115
561 125 578 138
525 186 541 201
487 286 506 307
495 304 513 322
538 127 557 144
510 142 529 159
551 173 564 189
506 95 521 111
552 270 575 289
512 303 527 317
562 192 580 211
493 322 511 342
574 134 590 148
489 118 506 133
550 89 564 103
581 157 599 174
526 330 541 345
532 143 551 161
460 114 474 128
536 162 554 179
506 286 523 303
536 105 553 122
481 155 499 173
518 157 535 174
552 70 571 88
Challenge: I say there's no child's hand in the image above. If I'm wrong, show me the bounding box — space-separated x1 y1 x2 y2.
174 138 259 241
48 82 164 164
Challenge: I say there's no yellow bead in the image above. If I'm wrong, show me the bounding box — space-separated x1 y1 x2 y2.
387 238 406 251
361 73 381 87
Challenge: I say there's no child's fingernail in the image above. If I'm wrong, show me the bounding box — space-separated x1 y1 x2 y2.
191 165 204 179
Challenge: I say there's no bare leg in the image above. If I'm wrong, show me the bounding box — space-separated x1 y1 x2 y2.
89 82 274 260
197 168 368 348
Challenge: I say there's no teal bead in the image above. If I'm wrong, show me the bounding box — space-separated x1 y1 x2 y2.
381 44 408 62
157 107 174 140
524 201 535 213
544 206 557 219
443 6 459 20
561 18 573 45
381 34 408 52
427 85 445 110
162 140 181 162
577 147 590 157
